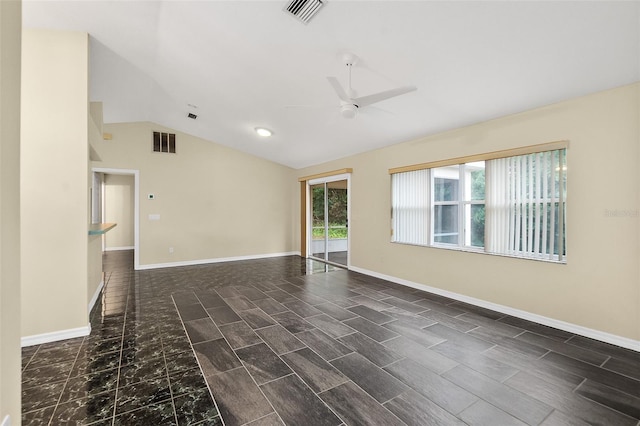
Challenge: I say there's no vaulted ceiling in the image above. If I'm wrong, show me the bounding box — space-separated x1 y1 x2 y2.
23 1 639 168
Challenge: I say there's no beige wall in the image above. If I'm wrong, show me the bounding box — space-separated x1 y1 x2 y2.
21 29 90 337
0 0 22 422
93 122 296 267
104 174 134 249
296 83 640 342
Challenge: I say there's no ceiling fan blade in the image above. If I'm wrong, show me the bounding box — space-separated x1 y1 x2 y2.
327 77 351 103
368 105 394 115
353 85 417 107
285 104 334 109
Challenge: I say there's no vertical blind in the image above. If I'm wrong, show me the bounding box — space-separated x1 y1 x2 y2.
391 169 429 245
485 149 566 261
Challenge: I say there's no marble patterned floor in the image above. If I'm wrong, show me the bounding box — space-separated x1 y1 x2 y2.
21 250 640 425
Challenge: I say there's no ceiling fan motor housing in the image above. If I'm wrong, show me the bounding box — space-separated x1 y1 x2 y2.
340 104 358 119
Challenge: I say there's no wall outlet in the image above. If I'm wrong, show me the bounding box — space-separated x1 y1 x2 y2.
169 247 174 254
148 194 155 200
148 214 160 221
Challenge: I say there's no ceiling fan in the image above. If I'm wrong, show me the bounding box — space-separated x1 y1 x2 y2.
327 53 417 119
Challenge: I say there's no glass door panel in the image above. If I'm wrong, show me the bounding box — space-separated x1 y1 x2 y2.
310 183 326 260
327 180 348 266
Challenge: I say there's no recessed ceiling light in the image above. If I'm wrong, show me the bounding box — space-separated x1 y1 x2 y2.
255 127 273 137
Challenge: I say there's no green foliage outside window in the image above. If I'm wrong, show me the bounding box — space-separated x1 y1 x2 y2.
312 186 348 239
471 169 485 247
312 224 348 239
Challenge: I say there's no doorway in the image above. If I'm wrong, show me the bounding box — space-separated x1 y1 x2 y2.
102 174 135 252
308 174 350 267
92 167 140 270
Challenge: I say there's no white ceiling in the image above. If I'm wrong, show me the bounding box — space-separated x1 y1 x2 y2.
23 1 640 169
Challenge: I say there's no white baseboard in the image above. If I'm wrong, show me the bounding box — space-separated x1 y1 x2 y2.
21 324 91 347
349 265 640 352
105 246 134 252
1 415 10 426
136 251 300 270
88 280 105 313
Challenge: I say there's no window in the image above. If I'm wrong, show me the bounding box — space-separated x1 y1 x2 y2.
391 142 567 262
433 165 460 245
431 162 485 247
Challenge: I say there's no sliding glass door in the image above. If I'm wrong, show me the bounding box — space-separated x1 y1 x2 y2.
309 176 349 267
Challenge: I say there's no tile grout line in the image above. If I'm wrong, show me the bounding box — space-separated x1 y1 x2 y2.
167 295 191 425
599 355 612 368
110 272 133 426
572 377 588 393
379 356 408 370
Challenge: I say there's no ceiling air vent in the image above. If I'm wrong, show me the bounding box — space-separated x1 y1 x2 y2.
284 0 324 24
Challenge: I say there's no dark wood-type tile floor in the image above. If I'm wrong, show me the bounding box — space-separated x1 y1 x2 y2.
22 251 640 425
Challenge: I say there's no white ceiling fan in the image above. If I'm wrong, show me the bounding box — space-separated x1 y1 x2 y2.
327 53 417 119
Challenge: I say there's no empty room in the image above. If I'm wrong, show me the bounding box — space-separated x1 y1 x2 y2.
1 1 639 425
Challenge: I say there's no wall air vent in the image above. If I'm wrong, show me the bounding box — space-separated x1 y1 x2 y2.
284 0 324 24
153 131 176 154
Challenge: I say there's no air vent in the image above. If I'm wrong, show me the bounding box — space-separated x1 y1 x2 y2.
284 0 324 24
153 131 176 154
